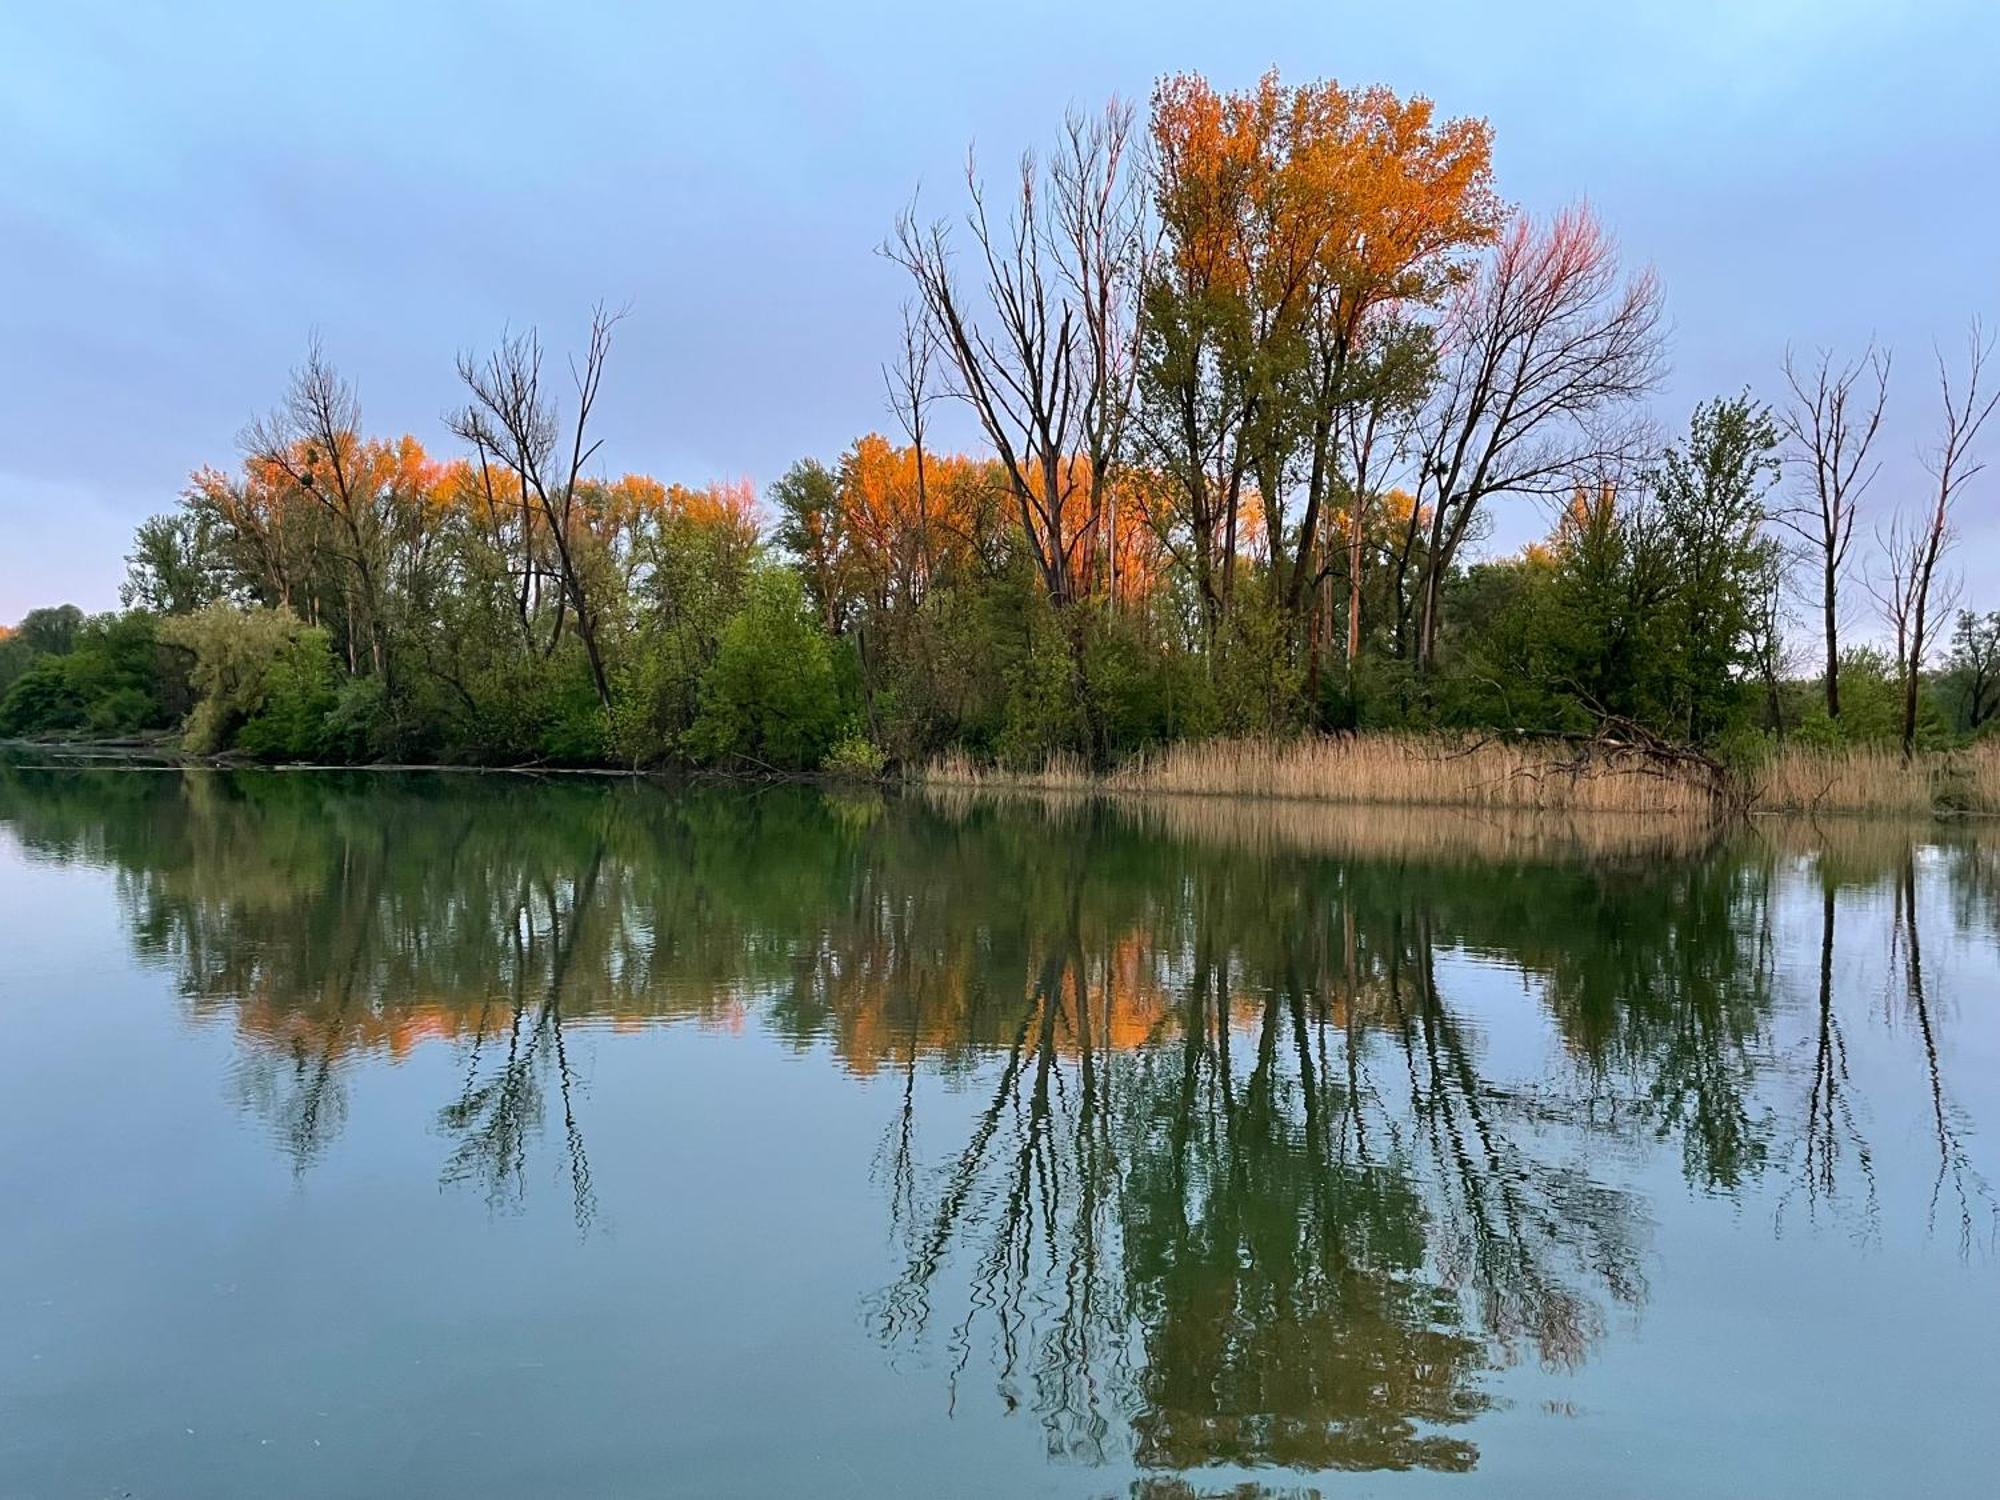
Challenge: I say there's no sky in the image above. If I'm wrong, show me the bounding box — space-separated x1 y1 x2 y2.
3 0 1997 634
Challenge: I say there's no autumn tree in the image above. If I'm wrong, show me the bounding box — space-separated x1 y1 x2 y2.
1777 343 1889 721
243 340 399 678
1138 71 1498 664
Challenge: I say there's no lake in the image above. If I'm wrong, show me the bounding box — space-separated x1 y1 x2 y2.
1 762 1996 1498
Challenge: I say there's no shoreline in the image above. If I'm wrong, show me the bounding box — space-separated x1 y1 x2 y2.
10 732 1998 820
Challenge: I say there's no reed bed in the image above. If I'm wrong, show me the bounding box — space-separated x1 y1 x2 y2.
922 782 1729 864
1747 740 1999 816
924 735 2000 818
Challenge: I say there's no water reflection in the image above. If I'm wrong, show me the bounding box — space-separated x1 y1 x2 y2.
1 760 1994 1484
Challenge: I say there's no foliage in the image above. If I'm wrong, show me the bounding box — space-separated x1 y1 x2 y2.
689 568 843 769
160 604 337 757
17 72 1996 771
821 725 888 780
1939 610 2000 734
0 611 180 738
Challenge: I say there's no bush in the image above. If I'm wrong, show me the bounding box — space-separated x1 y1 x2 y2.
822 725 887 779
690 568 842 769
234 631 340 760
160 604 336 757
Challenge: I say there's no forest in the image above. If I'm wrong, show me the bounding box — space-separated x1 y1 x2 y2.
3 72 1997 779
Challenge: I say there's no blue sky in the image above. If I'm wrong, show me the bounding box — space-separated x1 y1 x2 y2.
3 0 1996 630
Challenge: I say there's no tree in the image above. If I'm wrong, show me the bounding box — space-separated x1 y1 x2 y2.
690 568 842 769
1650 394 1782 741
452 305 626 707
1138 72 1497 658
13 604 85 657
1777 343 1889 720
1870 326 1997 756
1410 208 1665 671
1939 610 2000 732
889 100 1150 609
159 603 334 755
123 508 227 615
770 458 849 635
243 340 397 679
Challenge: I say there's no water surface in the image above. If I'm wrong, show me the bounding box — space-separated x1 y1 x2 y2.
2 764 1996 1497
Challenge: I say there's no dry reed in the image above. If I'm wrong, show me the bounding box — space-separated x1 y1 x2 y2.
924 735 2000 819
922 782 1729 863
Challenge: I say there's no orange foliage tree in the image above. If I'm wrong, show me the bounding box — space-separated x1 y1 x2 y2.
1139 70 1501 656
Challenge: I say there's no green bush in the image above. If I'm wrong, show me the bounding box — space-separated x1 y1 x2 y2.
234 631 339 760
690 568 841 769
822 725 887 779
160 604 338 757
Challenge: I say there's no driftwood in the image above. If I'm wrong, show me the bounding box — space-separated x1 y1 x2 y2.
1438 714 1746 814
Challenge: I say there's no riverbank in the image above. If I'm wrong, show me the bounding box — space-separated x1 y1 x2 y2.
925 735 2000 818
13 731 1998 818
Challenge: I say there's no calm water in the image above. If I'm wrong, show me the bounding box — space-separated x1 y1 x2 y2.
1 764 1997 1499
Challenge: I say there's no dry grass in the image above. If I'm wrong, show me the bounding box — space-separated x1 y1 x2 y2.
924 735 2000 818
1747 740 1999 816
923 782 1729 863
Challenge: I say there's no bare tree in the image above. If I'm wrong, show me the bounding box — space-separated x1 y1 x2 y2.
1869 324 1996 757
883 300 938 594
244 337 393 678
888 100 1151 609
1777 343 1890 720
451 305 624 707
1409 208 1665 671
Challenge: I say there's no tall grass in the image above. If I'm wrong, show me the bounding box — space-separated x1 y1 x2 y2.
923 782 1729 863
924 735 2000 818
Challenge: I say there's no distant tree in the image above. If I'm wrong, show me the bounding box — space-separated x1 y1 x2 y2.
452 305 626 707
1870 326 1997 756
890 100 1150 608
123 509 226 615
1651 393 1782 742
1939 609 2000 733
160 603 331 755
1777 343 1889 721
770 458 849 637
13 604 85 657
243 340 396 679
1137 71 1499 657
690 568 842 769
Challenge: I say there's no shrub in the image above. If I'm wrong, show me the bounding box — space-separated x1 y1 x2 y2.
160 604 336 757
690 568 841 769
822 725 887 779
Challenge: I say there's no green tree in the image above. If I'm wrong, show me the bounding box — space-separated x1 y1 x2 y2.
1650 394 1782 742
1939 610 2000 734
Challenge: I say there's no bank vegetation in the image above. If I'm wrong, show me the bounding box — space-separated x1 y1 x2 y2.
3 72 1996 800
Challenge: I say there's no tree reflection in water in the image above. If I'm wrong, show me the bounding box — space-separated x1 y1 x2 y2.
2 759 1994 1482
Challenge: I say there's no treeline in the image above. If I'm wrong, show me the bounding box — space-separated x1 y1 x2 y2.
3 71 1997 768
